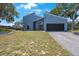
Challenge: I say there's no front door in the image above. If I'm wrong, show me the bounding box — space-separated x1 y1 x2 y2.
33 22 36 30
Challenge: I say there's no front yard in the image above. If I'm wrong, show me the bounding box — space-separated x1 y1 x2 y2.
0 31 71 56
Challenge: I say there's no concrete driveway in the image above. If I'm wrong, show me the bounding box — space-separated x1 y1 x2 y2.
48 32 79 56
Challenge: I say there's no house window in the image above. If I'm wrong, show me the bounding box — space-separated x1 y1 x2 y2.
27 25 29 30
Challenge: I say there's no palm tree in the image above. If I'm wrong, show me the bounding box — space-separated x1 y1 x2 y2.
50 3 79 30
0 3 19 22
50 7 60 15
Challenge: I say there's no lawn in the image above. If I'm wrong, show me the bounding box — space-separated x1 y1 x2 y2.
0 31 71 56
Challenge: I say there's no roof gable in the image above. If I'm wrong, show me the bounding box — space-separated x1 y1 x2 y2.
44 13 67 23
23 13 43 22
45 12 67 19
45 13 67 21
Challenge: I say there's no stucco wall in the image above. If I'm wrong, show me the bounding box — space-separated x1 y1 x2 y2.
34 19 44 30
23 13 42 30
23 13 67 31
44 13 67 31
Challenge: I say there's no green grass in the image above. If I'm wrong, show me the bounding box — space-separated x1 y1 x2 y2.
0 31 71 56
68 29 79 32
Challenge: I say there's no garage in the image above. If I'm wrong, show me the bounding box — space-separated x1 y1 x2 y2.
46 24 64 31
44 13 67 31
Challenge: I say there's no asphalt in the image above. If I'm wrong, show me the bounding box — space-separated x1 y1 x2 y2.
48 32 79 56
0 32 8 35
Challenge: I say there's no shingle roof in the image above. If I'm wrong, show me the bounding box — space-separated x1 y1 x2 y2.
45 12 67 20
23 13 43 22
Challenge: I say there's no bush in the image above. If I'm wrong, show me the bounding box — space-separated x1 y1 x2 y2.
75 22 79 29
0 28 12 32
67 22 72 30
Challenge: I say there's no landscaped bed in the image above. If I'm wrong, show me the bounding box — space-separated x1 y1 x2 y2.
0 31 71 56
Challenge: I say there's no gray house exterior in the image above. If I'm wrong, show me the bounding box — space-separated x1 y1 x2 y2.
33 18 44 30
44 13 67 31
23 13 67 31
23 13 43 30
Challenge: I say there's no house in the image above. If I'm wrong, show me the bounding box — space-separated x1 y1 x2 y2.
23 13 67 31
44 13 67 31
23 13 43 30
0 25 12 29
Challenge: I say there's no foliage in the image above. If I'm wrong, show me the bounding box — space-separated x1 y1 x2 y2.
0 3 19 22
50 7 60 15
50 3 79 30
75 22 79 29
13 21 23 30
67 22 72 30
51 3 79 18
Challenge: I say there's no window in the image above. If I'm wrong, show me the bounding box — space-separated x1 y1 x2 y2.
27 25 29 30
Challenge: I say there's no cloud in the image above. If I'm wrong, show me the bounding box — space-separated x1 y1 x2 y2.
67 18 72 22
20 4 24 7
77 10 79 15
33 9 42 13
30 9 42 14
17 3 37 9
22 8 43 16
75 16 79 21
16 3 50 16
0 22 14 26
16 6 20 9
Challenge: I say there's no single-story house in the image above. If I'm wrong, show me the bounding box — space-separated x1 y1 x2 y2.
23 13 67 31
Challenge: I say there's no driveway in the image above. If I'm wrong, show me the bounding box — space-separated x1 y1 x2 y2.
48 32 79 56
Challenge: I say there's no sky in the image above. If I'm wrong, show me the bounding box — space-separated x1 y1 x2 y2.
0 3 56 26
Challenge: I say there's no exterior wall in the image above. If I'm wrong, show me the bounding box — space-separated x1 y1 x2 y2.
23 13 34 30
35 21 39 30
34 19 44 30
44 13 67 31
23 13 42 30
23 13 67 31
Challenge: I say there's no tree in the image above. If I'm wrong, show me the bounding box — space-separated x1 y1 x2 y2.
50 3 79 30
13 21 23 30
50 7 60 15
0 3 19 22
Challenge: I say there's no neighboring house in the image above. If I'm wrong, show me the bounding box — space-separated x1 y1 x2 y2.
23 13 67 31
0 25 12 29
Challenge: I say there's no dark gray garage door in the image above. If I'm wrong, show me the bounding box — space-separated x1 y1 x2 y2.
46 24 64 31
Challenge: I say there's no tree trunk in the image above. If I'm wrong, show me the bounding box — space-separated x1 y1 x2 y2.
72 19 75 31
71 13 76 31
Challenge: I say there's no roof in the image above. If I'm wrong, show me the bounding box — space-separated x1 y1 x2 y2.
45 12 67 20
23 13 43 22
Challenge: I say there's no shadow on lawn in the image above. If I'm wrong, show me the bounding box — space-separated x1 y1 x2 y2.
73 32 79 35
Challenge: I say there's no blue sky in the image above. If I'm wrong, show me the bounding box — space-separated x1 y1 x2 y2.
0 3 56 26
